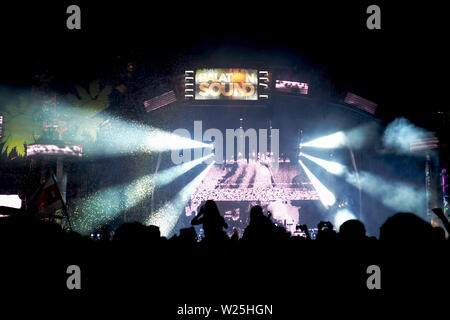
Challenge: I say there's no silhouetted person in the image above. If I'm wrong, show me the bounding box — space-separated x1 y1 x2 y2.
316 221 337 241
147 225 162 241
242 205 275 242
432 226 446 241
112 222 164 255
230 227 239 242
178 227 198 246
338 219 367 241
379 212 434 241
191 200 228 243
297 224 311 240
113 222 149 244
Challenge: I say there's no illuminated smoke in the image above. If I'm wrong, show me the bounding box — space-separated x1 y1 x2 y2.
382 117 434 154
334 208 357 229
267 200 299 233
300 152 345 175
345 170 425 213
301 131 346 149
298 160 336 208
72 156 212 234
301 122 379 150
345 122 380 149
155 153 213 186
300 152 426 213
146 161 215 236
71 174 154 234
45 105 210 157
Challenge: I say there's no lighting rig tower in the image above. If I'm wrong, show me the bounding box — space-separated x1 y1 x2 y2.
442 168 449 219
239 118 244 162
268 120 272 156
297 129 303 162
410 137 440 224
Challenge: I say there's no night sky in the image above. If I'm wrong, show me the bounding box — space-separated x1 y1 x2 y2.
0 1 447 129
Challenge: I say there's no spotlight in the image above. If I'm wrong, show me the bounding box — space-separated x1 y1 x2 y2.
0 194 22 209
155 153 213 186
298 160 336 208
300 152 346 175
146 161 215 236
144 129 211 152
73 155 214 234
301 132 346 149
334 208 357 229
49 105 210 157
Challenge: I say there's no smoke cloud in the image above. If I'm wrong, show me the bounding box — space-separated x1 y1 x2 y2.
345 170 425 213
382 117 434 154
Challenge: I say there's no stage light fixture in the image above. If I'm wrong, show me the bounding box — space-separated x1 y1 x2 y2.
184 70 195 100
0 194 22 209
258 70 270 100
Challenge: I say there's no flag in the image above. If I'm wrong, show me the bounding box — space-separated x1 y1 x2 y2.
29 174 64 216
344 92 377 115
143 90 177 112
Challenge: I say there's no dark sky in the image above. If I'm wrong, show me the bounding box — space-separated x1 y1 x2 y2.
0 1 447 128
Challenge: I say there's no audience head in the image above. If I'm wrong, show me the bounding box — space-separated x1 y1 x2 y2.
113 222 153 244
316 221 337 241
249 205 264 223
379 212 434 241
339 219 366 241
431 226 446 241
203 200 221 217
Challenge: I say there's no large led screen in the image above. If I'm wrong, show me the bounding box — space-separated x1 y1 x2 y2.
195 68 258 100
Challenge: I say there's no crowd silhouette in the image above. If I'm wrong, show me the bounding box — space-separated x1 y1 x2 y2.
1 200 449 304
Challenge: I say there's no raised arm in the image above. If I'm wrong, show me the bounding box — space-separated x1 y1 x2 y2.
300 224 311 240
191 209 204 225
432 208 450 236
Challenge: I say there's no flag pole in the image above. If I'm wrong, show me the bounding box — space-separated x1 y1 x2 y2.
50 169 73 231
